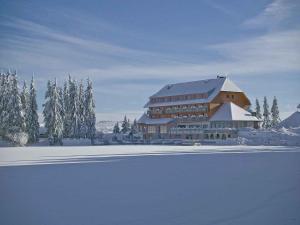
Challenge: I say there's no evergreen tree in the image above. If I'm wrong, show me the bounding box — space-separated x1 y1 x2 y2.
63 78 72 137
262 96 271 128
78 80 86 138
20 81 30 131
5 73 26 132
130 119 138 134
121 115 130 133
69 77 80 138
20 81 29 113
113 122 120 134
84 79 96 144
0 73 6 133
43 80 52 133
43 79 64 145
27 77 40 143
255 98 262 120
271 96 280 127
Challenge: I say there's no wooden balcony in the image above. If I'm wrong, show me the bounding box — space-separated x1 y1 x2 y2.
149 106 208 115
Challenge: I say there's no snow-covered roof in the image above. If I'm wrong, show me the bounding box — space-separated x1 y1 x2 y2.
210 102 259 122
145 77 244 108
137 114 175 125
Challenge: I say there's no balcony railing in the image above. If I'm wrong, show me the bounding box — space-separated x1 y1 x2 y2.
149 106 208 115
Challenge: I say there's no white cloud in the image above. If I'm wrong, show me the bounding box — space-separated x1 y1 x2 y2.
73 29 300 80
1 15 299 83
243 0 300 29
201 0 238 18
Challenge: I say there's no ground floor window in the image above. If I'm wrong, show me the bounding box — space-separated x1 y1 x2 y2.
148 126 156 134
160 125 167 134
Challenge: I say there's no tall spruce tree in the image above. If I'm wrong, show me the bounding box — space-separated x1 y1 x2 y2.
121 115 130 133
21 81 30 132
130 119 138 134
0 73 6 134
27 77 40 143
78 80 86 138
113 122 120 134
255 98 262 120
63 77 72 137
262 96 271 128
6 73 26 132
84 79 96 144
43 79 64 145
69 77 80 138
43 80 52 133
271 96 280 127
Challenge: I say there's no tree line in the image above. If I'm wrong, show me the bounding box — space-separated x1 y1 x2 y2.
113 116 138 135
0 71 39 145
0 72 96 145
43 75 96 145
255 96 280 128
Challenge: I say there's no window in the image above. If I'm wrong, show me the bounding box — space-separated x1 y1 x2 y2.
227 94 230 98
160 126 167 134
148 126 156 134
232 95 234 99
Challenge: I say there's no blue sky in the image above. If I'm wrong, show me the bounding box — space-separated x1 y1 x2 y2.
0 0 299 120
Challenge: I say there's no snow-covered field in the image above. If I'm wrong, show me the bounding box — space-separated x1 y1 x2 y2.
1 145 300 225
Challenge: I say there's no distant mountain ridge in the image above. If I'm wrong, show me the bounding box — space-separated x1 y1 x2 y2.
279 111 300 128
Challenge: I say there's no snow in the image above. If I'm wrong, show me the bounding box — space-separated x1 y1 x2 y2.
0 145 299 167
279 111 300 128
210 102 259 121
96 120 117 133
220 77 243 92
146 77 243 107
238 128 300 146
0 145 299 225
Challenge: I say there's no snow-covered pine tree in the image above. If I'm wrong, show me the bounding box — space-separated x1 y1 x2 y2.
27 77 40 143
20 81 30 131
113 122 120 134
130 119 138 134
5 72 26 133
0 73 5 134
84 79 96 144
69 77 80 138
0 73 11 133
121 115 130 133
63 80 72 137
271 96 280 127
43 79 64 145
58 86 65 124
255 98 262 120
0 73 5 126
78 80 86 138
43 80 52 134
262 96 271 128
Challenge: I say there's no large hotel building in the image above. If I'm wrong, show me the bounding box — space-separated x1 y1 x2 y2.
137 76 260 140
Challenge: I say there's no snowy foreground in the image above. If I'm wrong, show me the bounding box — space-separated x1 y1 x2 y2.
0 146 300 225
